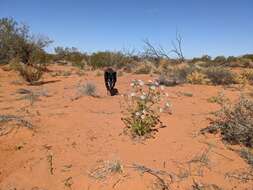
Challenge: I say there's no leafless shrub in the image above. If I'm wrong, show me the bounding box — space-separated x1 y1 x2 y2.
202 96 253 147
143 31 185 63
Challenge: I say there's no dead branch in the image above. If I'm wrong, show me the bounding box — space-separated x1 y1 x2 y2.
0 115 34 136
171 31 185 62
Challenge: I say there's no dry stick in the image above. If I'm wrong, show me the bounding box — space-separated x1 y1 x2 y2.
47 154 54 175
211 150 234 161
0 115 34 129
0 115 34 136
129 164 173 190
112 174 129 189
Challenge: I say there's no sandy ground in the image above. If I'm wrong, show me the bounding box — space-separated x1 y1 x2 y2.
0 65 252 190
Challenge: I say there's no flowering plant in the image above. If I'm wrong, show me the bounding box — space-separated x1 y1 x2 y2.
121 79 171 138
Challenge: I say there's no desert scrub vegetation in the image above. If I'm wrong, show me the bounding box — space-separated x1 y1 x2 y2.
89 51 130 69
0 17 52 65
54 46 88 69
202 96 253 147
134 63 152 74
18 64 43 84
121 79 171 138
241 69 253 83
186 71 209 84
203 67 236 85
79 82 97 97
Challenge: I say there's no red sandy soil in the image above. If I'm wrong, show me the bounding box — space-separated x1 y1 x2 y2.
0 65 252 190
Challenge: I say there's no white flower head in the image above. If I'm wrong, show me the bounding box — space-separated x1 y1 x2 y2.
165 93 169 97
130 92 136 97
159 108 164 113
142 109 146 114
138 80 144 86
160 85 165 90
165 102 171 107
130 83 135 87
135 112 140 116
141 115 145 119
150 85 156 90
140 95 146 100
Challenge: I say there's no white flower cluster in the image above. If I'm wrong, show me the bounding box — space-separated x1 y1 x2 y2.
135 109 147 120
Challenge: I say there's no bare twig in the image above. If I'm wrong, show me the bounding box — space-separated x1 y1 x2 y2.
0 115 34 136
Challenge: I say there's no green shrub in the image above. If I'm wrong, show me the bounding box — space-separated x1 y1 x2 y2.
54 47 88 69
89 51 128 69
0 18 52 65
204 67 235 85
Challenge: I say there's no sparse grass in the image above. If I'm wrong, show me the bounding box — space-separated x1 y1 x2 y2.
89 160 123 180
79 82 97 97
16 88 49 105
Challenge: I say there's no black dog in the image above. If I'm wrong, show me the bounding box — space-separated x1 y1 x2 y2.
104 68 118 96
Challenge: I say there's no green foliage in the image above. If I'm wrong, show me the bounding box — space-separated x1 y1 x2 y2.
0 17 52 65
213 56 226 64
89 51 129 69
54 47 88 69
122 80 171 138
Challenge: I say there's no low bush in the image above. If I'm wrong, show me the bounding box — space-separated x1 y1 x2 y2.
204 67 235 85
186 71 209 84
203 96 253 147
89 51 129 69
19 65 43 84
134 64 152 74
79 82 97 97
241 69 253 82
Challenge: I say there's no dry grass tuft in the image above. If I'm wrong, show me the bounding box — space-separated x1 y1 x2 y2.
89 160 123 180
